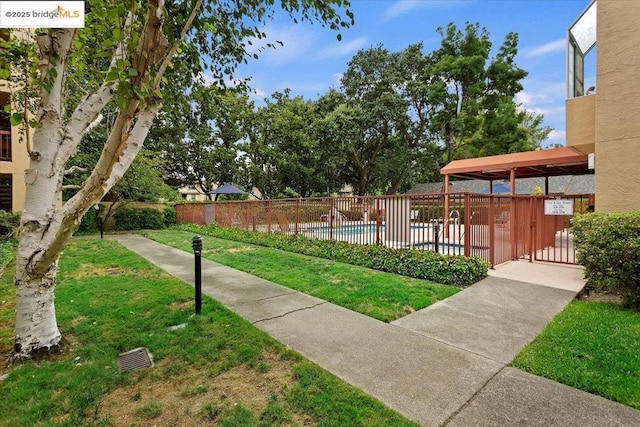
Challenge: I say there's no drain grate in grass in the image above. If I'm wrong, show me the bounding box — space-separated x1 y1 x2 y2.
118 347 153 372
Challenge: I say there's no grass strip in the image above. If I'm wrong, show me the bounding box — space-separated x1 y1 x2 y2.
0 237 416 426
513 300 640 410
144 229 459 322
173 223 489 286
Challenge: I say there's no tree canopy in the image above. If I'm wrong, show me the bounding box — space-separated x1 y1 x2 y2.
136 21 551 199
4 0 354 358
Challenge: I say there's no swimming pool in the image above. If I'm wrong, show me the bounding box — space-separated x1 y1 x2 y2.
309 223 466 254
311 223 429 236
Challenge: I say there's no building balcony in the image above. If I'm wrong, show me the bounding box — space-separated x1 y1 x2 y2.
565 94 595 155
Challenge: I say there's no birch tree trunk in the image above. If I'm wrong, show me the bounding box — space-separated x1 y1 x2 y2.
13 0 179 358
10 0 348 359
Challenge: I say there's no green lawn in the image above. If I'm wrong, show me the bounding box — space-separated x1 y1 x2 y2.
144 229 459 322
513 300 640 410
0 238 416 426
138 230 640 414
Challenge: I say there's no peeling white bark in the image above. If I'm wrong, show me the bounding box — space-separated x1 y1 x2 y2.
13 262 61 356
13 0 201 359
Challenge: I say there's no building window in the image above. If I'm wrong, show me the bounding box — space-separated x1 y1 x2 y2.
0 174 11 211
0 110 9 161
567 1 596 99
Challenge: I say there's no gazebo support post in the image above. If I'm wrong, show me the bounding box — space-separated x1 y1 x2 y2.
510 168 516 260
545 176 549 195
444 174 450 238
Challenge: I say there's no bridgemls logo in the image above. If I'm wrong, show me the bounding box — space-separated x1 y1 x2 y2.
58 5 81 19
55 5 81 19
31 5 81 19
0 1 85 28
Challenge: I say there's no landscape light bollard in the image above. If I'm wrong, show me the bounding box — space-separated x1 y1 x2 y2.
433 223 440 253
192 236 203 315
94 204 104 239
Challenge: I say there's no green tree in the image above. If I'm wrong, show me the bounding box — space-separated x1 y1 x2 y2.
245 90 329 198
333 45 409 195
430 23 530 162
4 0 353 359
319 44 442 195
159 86 253 199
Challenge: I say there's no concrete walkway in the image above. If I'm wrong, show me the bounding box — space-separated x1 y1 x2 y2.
111 235 640 426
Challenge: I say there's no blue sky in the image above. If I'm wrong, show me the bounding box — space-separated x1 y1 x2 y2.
234 0 594 147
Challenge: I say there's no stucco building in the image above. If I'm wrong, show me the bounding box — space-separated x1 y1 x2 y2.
0 31 30 212
566 0 640 212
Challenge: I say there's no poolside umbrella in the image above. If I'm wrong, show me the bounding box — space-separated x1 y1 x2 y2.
480 183 512 194
206 184 248 223
207 183 247 198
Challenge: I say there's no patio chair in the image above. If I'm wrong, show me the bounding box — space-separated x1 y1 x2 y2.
494 211 510 228
275 211 291 233
275 211 314 234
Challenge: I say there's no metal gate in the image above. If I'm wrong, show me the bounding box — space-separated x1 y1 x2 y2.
529 194 593 264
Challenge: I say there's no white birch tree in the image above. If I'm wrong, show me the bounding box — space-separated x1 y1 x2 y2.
4 0 352 359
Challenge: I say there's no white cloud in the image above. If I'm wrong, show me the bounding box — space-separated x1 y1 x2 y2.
516 79 568 143
246 24 318 65
524 39 565 58
383 0 466 20
547 129 566 140
198 71 247 90
543 129 566 147
516 82 566 108
315 37 368 59
250 87 267 99
515 91 534 106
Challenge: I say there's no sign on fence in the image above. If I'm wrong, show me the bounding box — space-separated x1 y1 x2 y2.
544 199 574 215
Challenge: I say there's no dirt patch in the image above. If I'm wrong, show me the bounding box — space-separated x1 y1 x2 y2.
577 287 625 305
65 265 129 280
65 265 158 280
222 246 256 254
99 350 305 426
0 334 80 376
169 301 192 311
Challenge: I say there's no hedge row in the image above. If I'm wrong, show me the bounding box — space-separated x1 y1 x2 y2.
115 207 176 231
175 223 489 287
573 212 640 309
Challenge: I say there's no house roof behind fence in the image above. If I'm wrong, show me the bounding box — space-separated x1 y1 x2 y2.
407 175 594 195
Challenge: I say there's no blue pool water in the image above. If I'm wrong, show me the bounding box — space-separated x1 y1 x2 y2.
312 224 428 236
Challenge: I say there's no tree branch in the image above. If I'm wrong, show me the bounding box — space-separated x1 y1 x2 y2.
103 104 161 190
63 166 87 175
153 0 203 90
61 185 81 191
53 12 135 171
33 29 76 156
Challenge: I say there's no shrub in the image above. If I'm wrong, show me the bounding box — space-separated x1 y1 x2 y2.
0 210 21 239
163 207 176 227
0 239 15 271
115 207 167 230
175 223 489 286
77 206 100 233
572 212 640 309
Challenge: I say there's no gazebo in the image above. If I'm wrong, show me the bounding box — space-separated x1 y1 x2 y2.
440 147 592 196
439 147 594 265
